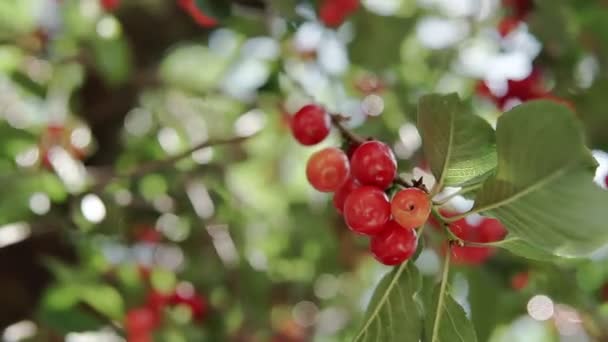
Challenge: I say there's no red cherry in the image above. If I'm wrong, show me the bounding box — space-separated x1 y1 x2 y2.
604 174 608 188
101 0 120 11
169 292 208 320
511 271 530 291
498 17 521 37
390 188 431 229
332 177 361 214
450 244 492 265
350 141 397 189
136 226 163 244
319 1 346 27
178 0 218 28
291 105 331 146
146 290 169 313
127 333 153 342
343 186 391 235
447 218 494 265
125 307 159 336
337 0 360 12
370 221 417 265
479 218 507 242
306 147 350 192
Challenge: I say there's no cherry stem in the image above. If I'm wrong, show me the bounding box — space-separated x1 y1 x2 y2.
431 242 452 342
330 114 366 144
329 114 417 189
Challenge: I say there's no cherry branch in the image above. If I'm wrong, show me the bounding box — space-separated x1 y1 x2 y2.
92 135 253 191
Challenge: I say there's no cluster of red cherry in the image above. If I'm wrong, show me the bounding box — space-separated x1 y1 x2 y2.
126 288 207 342
430 211 507 265
476 67 574 112
291 104 432 266
477 0 574 111
318 0 359 28
100 0 218 28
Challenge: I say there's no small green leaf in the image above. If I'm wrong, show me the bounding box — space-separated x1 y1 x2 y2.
472 100 608 257
151 268 177 293
80 285 124 320
352 263 422 342
425 285 477 342
418 93 497 190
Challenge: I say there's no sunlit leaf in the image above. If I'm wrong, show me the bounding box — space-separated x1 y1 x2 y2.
473 101 608 257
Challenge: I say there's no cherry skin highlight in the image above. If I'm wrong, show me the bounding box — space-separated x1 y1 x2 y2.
332 177 361 214
306 147 350 192
350 140 397 189
391 188 431 229
291 104 331 145
343 186 391 235
370 220 417 265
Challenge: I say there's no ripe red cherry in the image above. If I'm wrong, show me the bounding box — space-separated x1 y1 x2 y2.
291 104 331 146
101 0 120 11
332 177 361 214
319 1 346 27
128 333 153 342
343 186 391 235
306 147 350 192
479 218 507 242
169 292 208 321
370 221 417 265
450 244 492 265
511 272 529 291
498 17 520 37
350 141 397 189
146 290 169 313
125 307 159 336
447 218 493 265
391 188 431 229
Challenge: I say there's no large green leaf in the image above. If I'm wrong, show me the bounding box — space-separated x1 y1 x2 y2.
490 238 557 262
424 285 477 342
418 93 497 189
472 100 608 257
352 263 422 342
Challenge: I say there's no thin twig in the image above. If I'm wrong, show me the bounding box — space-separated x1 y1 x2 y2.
431 243 452 342
92 135 253 191
330 114 366 144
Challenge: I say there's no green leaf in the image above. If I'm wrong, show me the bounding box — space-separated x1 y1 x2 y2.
418 93 497 189
490 237 565 262
90 35 132 86
352 263 422 342
194 0 231 20
349 12 413 71
425 285 477 342
80 285 124 320
472 100 608 257
160 45 233 93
